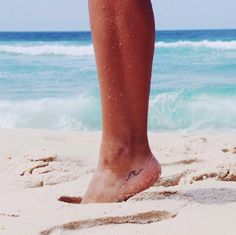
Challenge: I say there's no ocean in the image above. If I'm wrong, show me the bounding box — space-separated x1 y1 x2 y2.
0 30 236 132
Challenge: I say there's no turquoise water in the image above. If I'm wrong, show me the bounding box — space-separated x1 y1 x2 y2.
0 30 236 132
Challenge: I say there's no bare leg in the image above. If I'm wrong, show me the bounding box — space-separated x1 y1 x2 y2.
81 0 161 203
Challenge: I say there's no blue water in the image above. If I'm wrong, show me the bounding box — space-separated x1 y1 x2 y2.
0 30 236 132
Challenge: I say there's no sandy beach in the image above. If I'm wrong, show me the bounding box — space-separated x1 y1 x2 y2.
0 128 235 234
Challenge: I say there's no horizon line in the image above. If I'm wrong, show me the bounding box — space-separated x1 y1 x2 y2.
0 28 236 33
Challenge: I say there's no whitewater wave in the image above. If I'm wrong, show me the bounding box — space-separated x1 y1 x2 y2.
1 91 236 132
0 44 94 56
149 90 236 132
0 95 101 130
0 40 236 57
155 40 236 50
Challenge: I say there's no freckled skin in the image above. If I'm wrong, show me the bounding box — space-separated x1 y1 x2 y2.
79 0 161 203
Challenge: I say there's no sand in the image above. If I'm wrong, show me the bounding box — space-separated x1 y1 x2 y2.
0 128 236 235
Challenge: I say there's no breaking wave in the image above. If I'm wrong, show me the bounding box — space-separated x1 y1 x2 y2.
0 44 94 56
1 90 236 132
1 40 236 57
155 40 236 50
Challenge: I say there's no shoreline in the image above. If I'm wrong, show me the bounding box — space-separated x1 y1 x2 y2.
1 128 236 234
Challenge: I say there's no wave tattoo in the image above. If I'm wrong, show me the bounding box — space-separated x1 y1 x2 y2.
125 169 144 181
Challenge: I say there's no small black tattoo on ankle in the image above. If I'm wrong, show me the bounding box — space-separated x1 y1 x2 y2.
125 169 143 181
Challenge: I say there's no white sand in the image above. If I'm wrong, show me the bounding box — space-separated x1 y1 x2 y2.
0 128 236 235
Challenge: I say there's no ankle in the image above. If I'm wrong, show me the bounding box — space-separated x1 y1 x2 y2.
98 136 152 172
101 132 149 150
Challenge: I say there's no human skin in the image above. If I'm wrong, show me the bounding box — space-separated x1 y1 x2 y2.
81 0 161 203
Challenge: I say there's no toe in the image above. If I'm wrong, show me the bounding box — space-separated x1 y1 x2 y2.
58 196 82 204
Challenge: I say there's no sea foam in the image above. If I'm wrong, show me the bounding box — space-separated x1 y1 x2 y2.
1 91 236 132
155 40 236 50
1 40 236 57
0 44 94 56
149 90 236 132
0 95 101 130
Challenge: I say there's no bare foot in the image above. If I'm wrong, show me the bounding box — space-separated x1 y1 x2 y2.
81 150 161 204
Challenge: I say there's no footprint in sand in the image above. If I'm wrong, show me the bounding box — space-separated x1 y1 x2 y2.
19 151 57 178
131 190 179 201
40 210 177 235
191 163 236 183
161 158 201 167
217 163 236 181
222 147 236 154
3 149 93 189
157 163 236 188
155 169 195 187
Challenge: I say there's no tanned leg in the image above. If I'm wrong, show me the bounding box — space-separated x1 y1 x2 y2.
81 0 161 203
